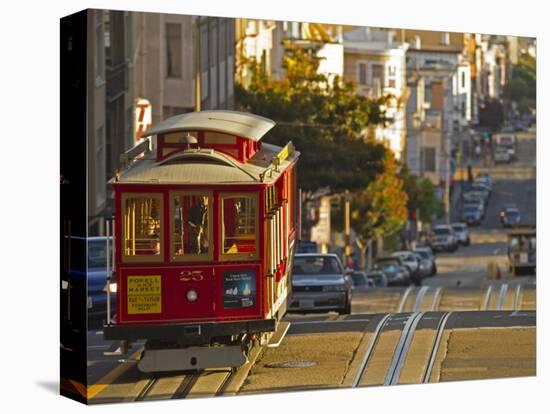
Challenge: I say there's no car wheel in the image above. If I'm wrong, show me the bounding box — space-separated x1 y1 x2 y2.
340 297 351 315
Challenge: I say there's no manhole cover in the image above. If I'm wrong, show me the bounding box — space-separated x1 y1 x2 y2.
265 361 317 368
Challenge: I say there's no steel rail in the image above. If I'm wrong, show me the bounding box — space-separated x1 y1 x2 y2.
482 285 493 310
397 287 413 313
413 287 430 312
497 283 509 310
513 284 522 311
352 313 392 387
134 377 158 401
422 312 453 383
172 374 200 399
384 312 425 385
431 287 443 311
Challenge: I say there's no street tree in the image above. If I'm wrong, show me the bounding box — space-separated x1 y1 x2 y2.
235 46 392 196
400 167 441 222
350 153 408 243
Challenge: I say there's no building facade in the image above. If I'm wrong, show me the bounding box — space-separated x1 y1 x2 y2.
133 13 235 124
343 27 409 160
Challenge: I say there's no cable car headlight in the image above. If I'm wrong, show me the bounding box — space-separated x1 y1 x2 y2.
186 289 199 302
104 282 117 293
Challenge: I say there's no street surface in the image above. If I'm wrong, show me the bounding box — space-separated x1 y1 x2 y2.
80 128 536 403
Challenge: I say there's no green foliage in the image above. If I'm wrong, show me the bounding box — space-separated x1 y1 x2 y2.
350 154 408 241
505 52 536 111
235 46 393 194
400 167 441 222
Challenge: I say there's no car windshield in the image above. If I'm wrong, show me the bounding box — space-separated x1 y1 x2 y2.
367 273 385 286
506 210 519 218
452 225 465 231
464 207 479 214
433 228 451 235
292 256 343 275
351 273 367 286
415 251 429 259
377 261 399 272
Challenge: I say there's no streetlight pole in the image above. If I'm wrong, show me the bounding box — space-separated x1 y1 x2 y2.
344 190 351 259
194 17 201 112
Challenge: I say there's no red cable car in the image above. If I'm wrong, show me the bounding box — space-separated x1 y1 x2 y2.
103 110 300 372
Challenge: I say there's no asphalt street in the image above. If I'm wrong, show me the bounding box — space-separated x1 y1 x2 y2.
81 128 536 402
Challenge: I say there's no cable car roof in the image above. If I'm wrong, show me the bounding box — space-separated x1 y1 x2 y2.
112 142 299 185
141 110 276 142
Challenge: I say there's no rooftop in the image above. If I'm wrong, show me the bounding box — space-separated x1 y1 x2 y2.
141 110 276 142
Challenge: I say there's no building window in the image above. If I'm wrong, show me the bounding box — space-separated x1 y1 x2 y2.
171 192 213 261
424 83 432 104
166 23 182 78
423 147 436 172
358 62 367 85
372 64 384 85
387 65 397 88
220 193 258 260
122 194 163 261
461 71 466 89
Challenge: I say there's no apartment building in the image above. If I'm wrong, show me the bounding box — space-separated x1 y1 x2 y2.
343 27 409 159
133 13 235 125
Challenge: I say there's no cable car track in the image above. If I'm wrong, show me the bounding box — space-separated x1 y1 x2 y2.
422 312 453 383
351 312 455 387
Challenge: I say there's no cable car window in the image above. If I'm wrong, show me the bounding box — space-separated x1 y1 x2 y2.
122 194 163 262
221 193 258 260
171 192 213 261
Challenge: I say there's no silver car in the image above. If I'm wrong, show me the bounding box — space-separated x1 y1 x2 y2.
289 254 352 314
451 222 471 246
430 225 459 252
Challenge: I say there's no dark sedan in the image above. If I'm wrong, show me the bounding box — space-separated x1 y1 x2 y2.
373 257 411 287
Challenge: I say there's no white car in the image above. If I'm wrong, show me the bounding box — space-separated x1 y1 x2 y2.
495 147 511 163
451 222 471 246
430 225 459 253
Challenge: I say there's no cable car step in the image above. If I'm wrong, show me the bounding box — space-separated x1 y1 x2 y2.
137 345 248 373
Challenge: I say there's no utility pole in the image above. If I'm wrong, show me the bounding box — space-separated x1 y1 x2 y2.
442 129 451 225
344 190 351 258
194 17 201 112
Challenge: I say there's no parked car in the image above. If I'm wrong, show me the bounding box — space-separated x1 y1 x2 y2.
476 173 493 191
502 208 521 228
451 223 471 245
374 256 412 287
414 247 437 276
391 251 423 285
470 185 490 202
290 254 352 314
350 271 376 292
462 204 483 225
473 179 492 194
366 270 389 287
464 190 488 207
499 203 518 223
473 180 492 194
495 146 511 163
474 176 493 192
70 236 115 327
430 225 459 252
512 121 528 132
